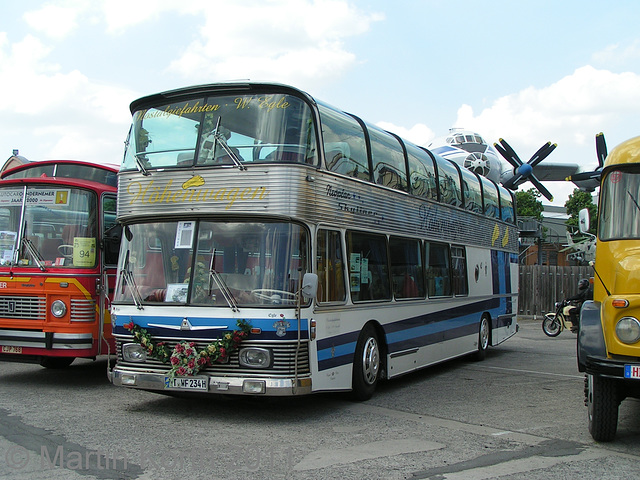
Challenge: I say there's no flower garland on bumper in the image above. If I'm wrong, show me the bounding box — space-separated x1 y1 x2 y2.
123 319 251 377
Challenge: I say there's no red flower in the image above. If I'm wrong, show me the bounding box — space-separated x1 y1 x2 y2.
170 356 179 365
189 342 196 347
175 343 184 353
197 357 207 365
219 347 226 358
185 348 194 356
124 322 134 330
187 359 196 369
177 367 186 375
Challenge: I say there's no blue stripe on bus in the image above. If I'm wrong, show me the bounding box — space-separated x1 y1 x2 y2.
113 316 308 341
316 296 510 371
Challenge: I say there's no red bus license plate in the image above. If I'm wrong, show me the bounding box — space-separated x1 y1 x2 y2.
2 346 22 354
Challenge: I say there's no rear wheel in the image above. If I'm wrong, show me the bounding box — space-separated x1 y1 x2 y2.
542 313 562 337
40 357 75 369
472 316 490 361
351 324 380 401
586 373 619 442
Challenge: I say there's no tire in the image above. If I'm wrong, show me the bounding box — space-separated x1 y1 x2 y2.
542 313 562 337
351 324 381 401
586 373 619 442
472 316 490 361
40 357 75 369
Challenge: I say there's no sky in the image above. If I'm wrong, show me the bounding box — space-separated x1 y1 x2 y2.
2 0 640 207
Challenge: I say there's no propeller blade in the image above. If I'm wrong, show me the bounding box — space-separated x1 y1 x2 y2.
502 173 525 190
494 138 523 169
528 142 557 168
567 170 601 182
595 132 607 167
529 175 554 202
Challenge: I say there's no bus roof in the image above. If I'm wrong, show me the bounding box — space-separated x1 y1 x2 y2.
1 159 119 188
604 135 640 169
129 81 314 113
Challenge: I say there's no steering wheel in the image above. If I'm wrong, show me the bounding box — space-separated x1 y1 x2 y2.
58 244 74 258
251 289 296 304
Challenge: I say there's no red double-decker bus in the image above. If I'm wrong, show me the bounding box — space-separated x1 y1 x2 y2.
0 159 120 368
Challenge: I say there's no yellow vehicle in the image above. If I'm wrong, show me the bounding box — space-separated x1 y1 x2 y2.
577 135 640 441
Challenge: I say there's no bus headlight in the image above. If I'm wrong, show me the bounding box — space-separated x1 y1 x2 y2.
51 300 67 318
616 317 640 344
238 347 271 368
122 343 147 362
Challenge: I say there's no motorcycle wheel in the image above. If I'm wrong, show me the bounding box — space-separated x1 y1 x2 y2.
542 313 562 337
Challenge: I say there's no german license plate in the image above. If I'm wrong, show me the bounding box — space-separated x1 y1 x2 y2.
1 346 22 354
164 376 208 391
624 365 640 379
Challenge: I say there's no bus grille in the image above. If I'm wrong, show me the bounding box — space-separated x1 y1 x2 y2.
0 296 46 320
70 298 96 322
115 338 310 377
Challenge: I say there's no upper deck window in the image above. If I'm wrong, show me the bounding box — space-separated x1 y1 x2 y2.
436 158 463 208
122 93 317 171
407 144 438 201
599 169 640 240
480 176 500 219
318 104 370 181
368 126 408 192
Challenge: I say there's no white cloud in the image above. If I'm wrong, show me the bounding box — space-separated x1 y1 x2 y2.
376 121 435 146
166 0 384 88
592 39 640 68
0 31 136 162
23 1 91 39
453 66 640 151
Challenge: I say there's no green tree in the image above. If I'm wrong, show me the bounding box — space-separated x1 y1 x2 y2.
515 188 544 220
565 188 597 236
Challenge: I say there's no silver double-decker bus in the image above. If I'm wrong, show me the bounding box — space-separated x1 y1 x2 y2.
110 82 518 399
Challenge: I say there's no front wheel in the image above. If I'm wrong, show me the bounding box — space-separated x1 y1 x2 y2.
586 374 619 442
351 324 381 401
542 313 562 337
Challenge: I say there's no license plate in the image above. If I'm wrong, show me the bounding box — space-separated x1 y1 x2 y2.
1 346 22 354
624 365 640 379
164 376 208 391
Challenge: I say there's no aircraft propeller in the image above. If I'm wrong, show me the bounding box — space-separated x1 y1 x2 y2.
494 138 557 201
565 132 606 184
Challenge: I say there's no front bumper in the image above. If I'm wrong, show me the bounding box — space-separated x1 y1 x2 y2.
110 367 313 396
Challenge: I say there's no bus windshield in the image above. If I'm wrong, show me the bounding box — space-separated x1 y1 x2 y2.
122 93 317 171
0 185 97 268
599 169 640 240
114 221 309 307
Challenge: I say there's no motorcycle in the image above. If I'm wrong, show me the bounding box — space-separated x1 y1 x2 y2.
542 299 580 337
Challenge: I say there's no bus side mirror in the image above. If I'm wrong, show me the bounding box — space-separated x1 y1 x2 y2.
301 273 318 299
579 208 590 233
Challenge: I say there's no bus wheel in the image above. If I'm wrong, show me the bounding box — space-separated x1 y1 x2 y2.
351 324 380 401
472 316 490 361
586 373 619 442
40 357 75 369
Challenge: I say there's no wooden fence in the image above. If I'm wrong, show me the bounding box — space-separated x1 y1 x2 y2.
518 265 592 317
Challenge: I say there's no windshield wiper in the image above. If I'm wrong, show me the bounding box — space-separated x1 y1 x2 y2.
22 237 45 271
133 154 151 176
208 250 239 312
628 190 640 213
120 250 144 309
211 117 246 171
